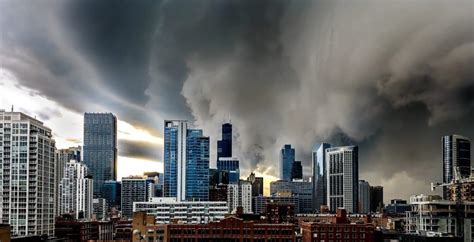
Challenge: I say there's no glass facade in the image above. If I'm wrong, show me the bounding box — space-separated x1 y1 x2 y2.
312 143 330 211
442 135 471 199
280 144 295 181
186 129 210 201
83 113 117 198
217 158 240 183
164 120 185 199
217 123 232 160
103 180 121 208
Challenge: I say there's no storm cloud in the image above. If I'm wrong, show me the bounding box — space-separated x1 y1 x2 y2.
1 0 473 200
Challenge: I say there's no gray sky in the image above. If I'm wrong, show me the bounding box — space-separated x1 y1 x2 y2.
1 0 473 201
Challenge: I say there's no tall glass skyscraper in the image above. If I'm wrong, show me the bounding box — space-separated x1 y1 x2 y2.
186 129 210 201
217 157 240 184
217 123 232 160
280 144 295 181
442 134 471 199
83 113 117 198
312 143 331 211
164 120 210 201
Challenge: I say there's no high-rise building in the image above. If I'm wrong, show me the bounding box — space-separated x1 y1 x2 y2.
270 179 313 213
291 161 303 180
370 186 384 213
0 110 56 237
312 143 331 211
227 180 252 214
55 146 81 216
59 160 94 220
121 176 155 218
103 180 121 209
163 120 210 201
280 144 295 181
186 129 210 201
83 113 117 198
217 157 240 183
358 180 370 214
164 120 188 201
326 146 358 213
217 123 232 161
93 198 107 220
442 135 471 199
247 173 264 197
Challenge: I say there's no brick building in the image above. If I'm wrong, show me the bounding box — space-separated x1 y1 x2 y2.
301 209 375 242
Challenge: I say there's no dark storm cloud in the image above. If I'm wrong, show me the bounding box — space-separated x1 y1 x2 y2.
1 0 473 200
118 139 162 161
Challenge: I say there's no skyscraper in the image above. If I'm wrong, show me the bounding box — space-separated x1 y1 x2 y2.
442 135 471 199
164 120 188 201
59 160 94 220
121 176 154 218
164 120 210 201
0 110 56 237
312 143 331 211
227 180 252 214
358 180 370 214
186 129 210 201
217 123 232 160
103 180 121 209
370 186 384 213
55 146 81 215
291 161 303 180
280 144 295 181
326 146 358 213
247 172 264 197
83 113 117 198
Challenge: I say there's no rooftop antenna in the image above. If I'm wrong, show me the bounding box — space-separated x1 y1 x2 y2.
11 105 14 112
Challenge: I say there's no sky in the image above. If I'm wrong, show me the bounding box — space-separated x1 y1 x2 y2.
0 0 473 202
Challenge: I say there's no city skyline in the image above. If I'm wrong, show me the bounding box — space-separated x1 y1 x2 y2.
1 0 474 203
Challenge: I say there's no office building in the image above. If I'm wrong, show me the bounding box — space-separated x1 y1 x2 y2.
247 172 264 197
443 135 471 199
121 176 155 218
83 113 117 198
227 180 252 214
370 186 384 213
270 179 313 213
217 123 232 160
312 143 331 211
164 120 210 201
93 198 107 221
302 208 376 242
0 110 56 237
406 194 474 241
59 160 94 220
326 145 359 213
103 180 121 209
253 195 300 215
266 202 296 224
280 144 295 181
186 129 210 201
385 199 411 215
217 157 240 183
291 161 303 180
359 180 370 214
55 216 114 242
55 146 81 215
134 197 228 224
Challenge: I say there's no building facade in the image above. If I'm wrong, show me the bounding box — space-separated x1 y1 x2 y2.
312 143 331 211
291 161 303 180
59 160 93 219
370 186 384 213
247 172 264 197
103 180 121 209
280 144 295 181
443 135 471 199
326 146 359 213
270 179 313 213
217 123 232 160
134 197 228 224
55 146 81 216
253 196 299 215
358 180 370 214
186 129 210 201
217 157 240 184
121 176 154 218
83 113 117 198
227 180 252 214
0 111 56 237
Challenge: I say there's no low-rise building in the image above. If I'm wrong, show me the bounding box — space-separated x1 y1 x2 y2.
253 195 299 215
133 197 228 224
301 208 376 242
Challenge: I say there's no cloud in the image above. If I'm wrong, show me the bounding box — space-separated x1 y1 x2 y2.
118 139 162 161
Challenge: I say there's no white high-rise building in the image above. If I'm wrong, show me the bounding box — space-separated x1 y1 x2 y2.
358 180 370 214
164 120 188 201
227 180 252 214
326 145 358 213
59 160 93 219
121 176 154 218
55 146 81 216
0 110 56 237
